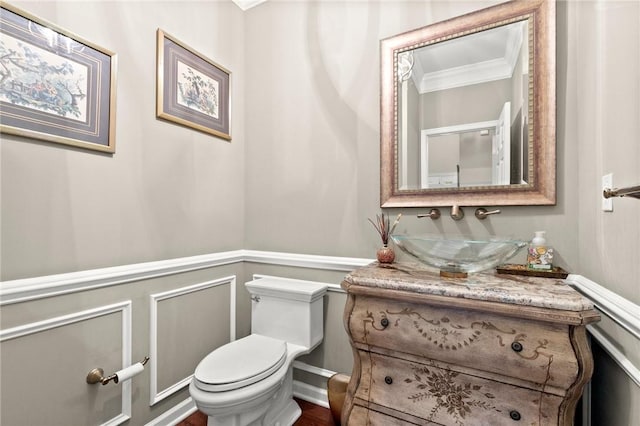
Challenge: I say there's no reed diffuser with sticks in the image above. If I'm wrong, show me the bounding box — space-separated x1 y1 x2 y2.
368 213 401 264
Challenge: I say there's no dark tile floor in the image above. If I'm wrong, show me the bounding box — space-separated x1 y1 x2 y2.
176 398 335 426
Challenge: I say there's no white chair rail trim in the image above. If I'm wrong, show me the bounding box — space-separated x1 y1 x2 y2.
0 250 371 305
566 274 640 341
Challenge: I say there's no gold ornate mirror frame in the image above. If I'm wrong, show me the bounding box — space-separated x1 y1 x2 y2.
380 0 555 207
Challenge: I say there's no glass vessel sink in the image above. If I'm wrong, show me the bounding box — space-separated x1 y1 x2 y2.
390 234 527 278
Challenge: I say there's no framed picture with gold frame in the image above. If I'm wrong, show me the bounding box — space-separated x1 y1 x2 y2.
0 1 117 153
156 29 231 141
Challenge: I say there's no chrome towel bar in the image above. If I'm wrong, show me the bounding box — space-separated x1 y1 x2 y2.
603 184 640 200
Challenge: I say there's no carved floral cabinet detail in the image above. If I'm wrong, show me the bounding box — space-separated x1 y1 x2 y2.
341 264 600 425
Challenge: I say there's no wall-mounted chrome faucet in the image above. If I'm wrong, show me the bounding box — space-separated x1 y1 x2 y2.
475 208 501 220
417 209 441 220
450 205 464 220
419 206 497 221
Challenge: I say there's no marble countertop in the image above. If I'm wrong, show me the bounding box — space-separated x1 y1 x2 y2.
343 262 595 312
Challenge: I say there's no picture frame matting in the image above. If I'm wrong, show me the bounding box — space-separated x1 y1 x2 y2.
156 29 231 141
0 1 117 153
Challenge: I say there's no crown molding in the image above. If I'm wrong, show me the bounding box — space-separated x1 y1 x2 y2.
416 21 524 94
231 0 267 11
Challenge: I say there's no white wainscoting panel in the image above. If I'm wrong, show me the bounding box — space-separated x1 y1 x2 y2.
586 325 640 388
149 276 236 405
0 301 133 426
144 397 197 426
4 252 638 425
567 275 640 387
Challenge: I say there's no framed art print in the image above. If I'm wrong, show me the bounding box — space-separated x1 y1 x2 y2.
0 1 117 153
156 29 231 141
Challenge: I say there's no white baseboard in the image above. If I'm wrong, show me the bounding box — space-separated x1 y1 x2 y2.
293 380 330 409
145 376 331 425
292 361 336 408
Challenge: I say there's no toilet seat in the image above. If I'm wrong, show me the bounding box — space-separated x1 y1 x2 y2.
194 334 287 392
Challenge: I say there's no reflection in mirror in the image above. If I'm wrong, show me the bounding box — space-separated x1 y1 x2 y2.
381 0 555 207
398 21 529 191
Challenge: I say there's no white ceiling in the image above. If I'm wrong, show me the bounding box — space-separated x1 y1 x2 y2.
411 21 527 93
231 0 268 11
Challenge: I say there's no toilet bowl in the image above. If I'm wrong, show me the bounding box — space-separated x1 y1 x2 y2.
189 277 328 426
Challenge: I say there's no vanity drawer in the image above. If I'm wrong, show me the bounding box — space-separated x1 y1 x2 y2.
347 295 579 390
355 350 563 426
349 405 423 425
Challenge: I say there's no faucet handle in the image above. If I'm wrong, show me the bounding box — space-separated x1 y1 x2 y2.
417 209 441 220
475 208 501 220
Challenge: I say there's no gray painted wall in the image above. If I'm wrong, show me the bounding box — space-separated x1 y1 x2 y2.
243 0 637 297
1 0 246 280
0 263 246 425
1 0 638 425
567 1 640 423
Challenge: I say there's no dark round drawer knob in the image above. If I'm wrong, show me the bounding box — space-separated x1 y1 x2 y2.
380 318 390 328
511 341 523 352
384 376 393 385
509 410 521 421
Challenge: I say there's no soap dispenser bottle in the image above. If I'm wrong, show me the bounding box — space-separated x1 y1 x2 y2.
527 231 553 270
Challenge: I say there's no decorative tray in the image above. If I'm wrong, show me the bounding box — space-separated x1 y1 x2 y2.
496 263 569 279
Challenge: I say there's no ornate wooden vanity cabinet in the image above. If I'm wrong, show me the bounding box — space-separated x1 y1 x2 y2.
341 263 600 425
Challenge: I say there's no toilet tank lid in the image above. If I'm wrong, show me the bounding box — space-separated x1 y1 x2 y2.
245 277 328 302
194 334 287 390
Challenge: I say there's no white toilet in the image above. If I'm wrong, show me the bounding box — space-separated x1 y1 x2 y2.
189 277 328 426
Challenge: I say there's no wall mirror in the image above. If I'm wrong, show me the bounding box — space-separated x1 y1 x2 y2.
380 0 555 207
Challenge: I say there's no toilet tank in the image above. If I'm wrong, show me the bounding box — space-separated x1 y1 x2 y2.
245 277 328 350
